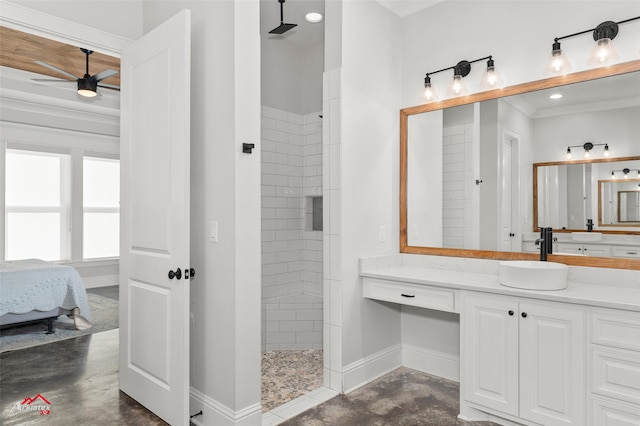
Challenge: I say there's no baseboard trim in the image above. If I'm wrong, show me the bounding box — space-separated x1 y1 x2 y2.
83 274 119 289
402 344 460 382
342 344 402 394
190 387 262 426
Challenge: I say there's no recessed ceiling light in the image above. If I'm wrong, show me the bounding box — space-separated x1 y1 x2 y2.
305 12 323 23
549 93 563 100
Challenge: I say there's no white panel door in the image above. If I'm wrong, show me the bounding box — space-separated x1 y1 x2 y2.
119 10 191 426
519 302 585 426
462 293 519 416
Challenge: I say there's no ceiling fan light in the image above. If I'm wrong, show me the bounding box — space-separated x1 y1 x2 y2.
77 76 97 97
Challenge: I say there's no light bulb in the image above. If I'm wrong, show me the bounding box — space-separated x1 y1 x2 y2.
446 74 468 97
584 150 591 159
423 75 438 102
566 148 572 160
544 41 572 76
479 58 504 90
604 144 610 157
587 38 619 66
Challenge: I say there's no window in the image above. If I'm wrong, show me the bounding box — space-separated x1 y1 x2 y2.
83 157 119 259
5 149 70 261
3 146 119 262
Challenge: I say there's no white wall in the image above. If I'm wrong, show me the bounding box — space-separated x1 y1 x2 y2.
532 106 640 163
261 39 324 114
339 0 402 381
401 1 640 108
8 0 142 40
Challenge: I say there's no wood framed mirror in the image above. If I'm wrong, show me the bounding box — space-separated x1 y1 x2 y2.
534 157 640 234
400 59 640 270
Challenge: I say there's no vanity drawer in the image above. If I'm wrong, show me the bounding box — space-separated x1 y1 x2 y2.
591 347 640 405
611 247 640 259
591 397 640 426
592 311 640 351
363 278 457 313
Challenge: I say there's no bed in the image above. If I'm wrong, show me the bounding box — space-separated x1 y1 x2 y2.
0 259 92 333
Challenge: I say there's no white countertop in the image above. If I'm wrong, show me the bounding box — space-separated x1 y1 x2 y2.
360 255 640 312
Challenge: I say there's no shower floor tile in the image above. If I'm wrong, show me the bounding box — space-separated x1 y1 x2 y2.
262 349 323 412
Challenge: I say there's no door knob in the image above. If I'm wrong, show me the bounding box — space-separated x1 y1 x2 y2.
168 268 182 280
521 312 528 318
508 310 514 316
185 268 196 279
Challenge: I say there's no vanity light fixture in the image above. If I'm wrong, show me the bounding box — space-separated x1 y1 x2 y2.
566 142 609 160
545 16 640 76
610 168 640 179
423 55 503 102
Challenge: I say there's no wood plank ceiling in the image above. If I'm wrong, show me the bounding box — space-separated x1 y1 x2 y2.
0 26 120 88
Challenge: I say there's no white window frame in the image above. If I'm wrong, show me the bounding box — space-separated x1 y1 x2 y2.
4 146 72 261
1 122 119 265
82 153 120 260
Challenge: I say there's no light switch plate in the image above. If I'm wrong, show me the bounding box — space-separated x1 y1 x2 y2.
210 221 218 243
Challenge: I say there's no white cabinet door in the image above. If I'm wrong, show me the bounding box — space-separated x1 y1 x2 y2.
519 302 585 426
557 243 585 255
462 293 586 426
462 293 519 416
583 244 611 257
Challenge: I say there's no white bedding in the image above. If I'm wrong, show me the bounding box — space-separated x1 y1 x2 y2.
0 259 92 330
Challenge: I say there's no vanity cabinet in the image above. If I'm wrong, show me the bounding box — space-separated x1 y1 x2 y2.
557 242 611 257
610 246 640 259
461 292 585 426
588 309 640 426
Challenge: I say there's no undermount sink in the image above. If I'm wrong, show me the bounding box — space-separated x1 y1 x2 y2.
498 261 568 291
571 232 603 242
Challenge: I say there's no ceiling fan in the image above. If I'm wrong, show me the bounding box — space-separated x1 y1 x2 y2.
32 48 120 98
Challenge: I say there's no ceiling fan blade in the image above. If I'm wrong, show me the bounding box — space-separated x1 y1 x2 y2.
93 69 119 82
31 78 76 84
97 82 120 90
33 60 79 80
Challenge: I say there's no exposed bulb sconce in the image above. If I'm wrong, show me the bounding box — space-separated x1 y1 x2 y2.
545 16 640 76
423 55 503 102
566 142 609 160
610 168 640 179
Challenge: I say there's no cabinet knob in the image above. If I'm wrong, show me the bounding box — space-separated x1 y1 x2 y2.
521 312 528 318
508 310 514 316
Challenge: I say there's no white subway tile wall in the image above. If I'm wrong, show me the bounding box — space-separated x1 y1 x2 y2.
442 124 473 249
262 107 323 351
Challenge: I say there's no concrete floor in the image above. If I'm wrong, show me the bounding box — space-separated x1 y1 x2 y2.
281 367 499 426
1 329 499 425
0 329 165 425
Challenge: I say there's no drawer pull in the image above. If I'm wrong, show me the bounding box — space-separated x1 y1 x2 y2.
627 251 638 255
401 293 416 298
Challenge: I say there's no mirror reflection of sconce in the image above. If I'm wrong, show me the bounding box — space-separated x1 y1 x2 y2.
423 55 504 102
544 16 640 76
610 168 640 179
566 142 609 160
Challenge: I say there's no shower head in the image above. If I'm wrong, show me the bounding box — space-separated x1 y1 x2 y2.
269 0 297 34
269 23 297 34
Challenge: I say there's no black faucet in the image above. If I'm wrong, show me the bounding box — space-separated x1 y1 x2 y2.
535 238 547 261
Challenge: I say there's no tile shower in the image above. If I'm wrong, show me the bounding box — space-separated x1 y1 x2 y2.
261 106 323 352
